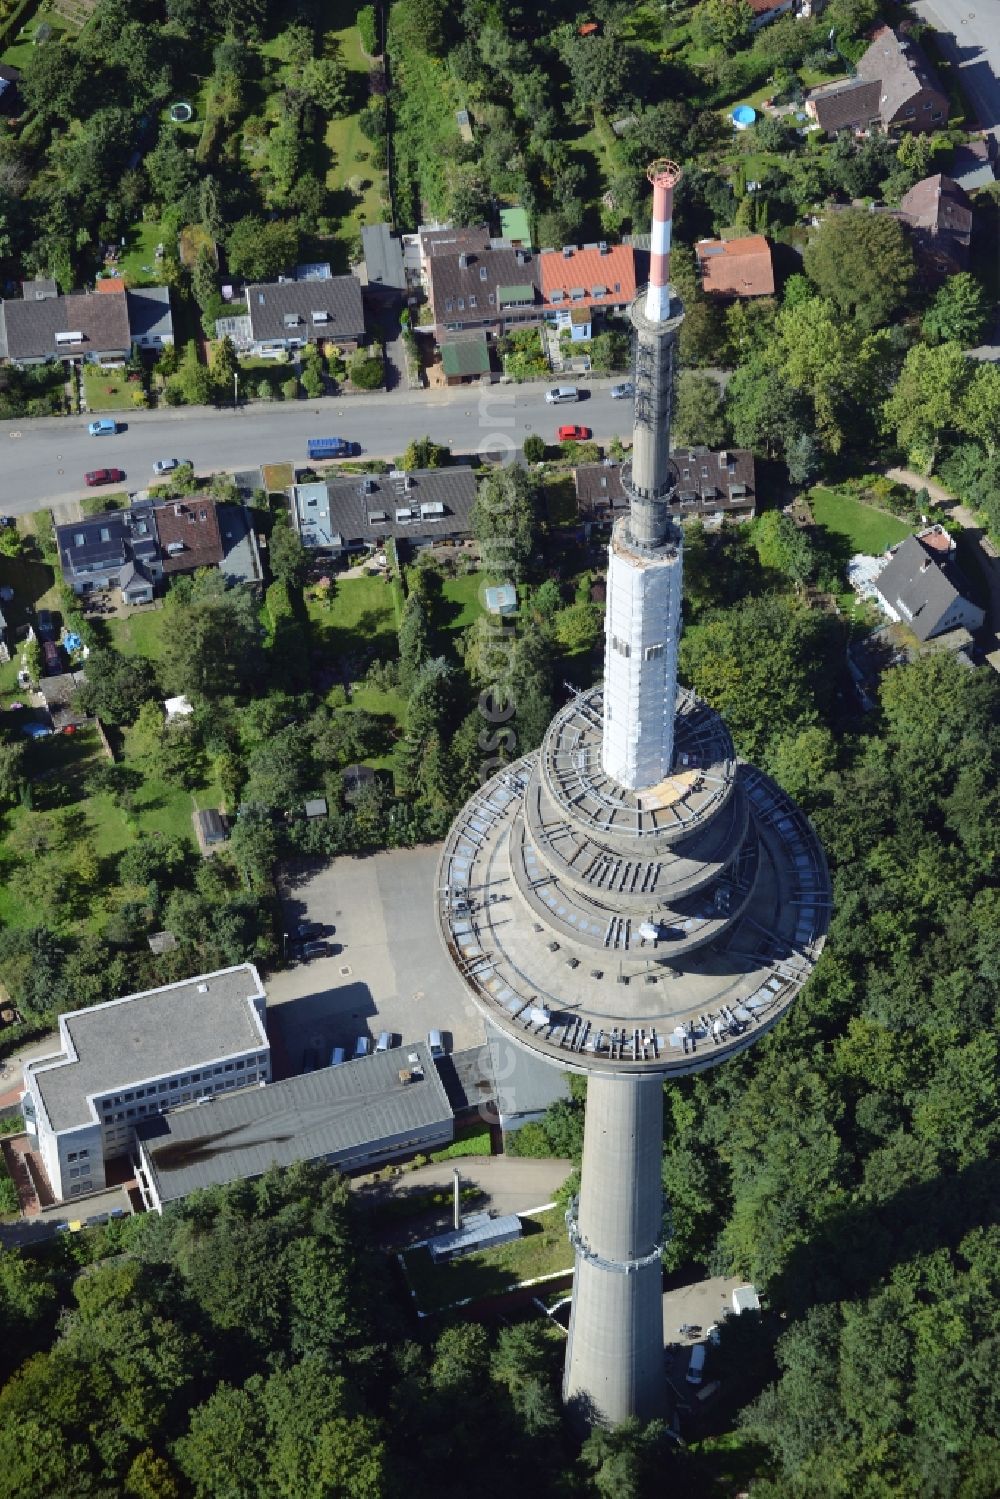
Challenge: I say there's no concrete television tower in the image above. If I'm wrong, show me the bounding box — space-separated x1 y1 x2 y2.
436 162 831 1426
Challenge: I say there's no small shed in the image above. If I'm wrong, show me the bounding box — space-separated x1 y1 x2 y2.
147 930 178 955
304 796 329 819
485 584 517 615
732 1284 761 1315
427 1210 522 1263
193 807 228 856
440 333 491 385
499 206 531 249
164 695 194 722
455 108 473 143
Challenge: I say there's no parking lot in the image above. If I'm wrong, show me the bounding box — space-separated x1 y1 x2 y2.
267 846 485 1077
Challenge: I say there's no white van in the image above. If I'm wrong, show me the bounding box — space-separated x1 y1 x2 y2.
376 1030 392 1052
354 1035 371 1059
545 386 579 404
686 1343 706 1386
427 1030 445 1060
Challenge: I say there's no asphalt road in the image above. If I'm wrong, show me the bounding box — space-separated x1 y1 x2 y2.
911 0 1000 140
2 379 634 514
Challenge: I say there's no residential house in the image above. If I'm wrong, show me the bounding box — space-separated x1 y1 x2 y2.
291 467 479 559
873 531 984 641
217 504 263 587
359 224 407 305
126 285 175 349
0 284 131 366
948 138 996 194
575 449 757 534
57 502 162 603
244 271 365 355
746 0 795 29
695 236 775 299
426 243 540 338
155 497 224 575
806 26 948 136
895 174 972 279
537 243 636 339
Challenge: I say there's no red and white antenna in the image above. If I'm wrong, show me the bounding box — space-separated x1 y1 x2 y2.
644 159 682 323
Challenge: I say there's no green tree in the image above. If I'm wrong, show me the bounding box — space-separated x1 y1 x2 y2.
0 738 25 805
958 361 1000 456
692 0 754 51
552 602 603 655
750 510 816 586
398 592 431 687
268 519 307 589
673 371 728 449
882 341 970 469
400 435 449 470
522 433 546 463
226 217 299 282
302 56 351 116
349 350 384 389
922 272 990 348
803 209 915 330
471 466 537 582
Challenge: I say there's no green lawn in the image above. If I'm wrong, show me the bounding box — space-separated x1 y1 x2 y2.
82 365 140 413
115 219 168 286
0 549 59 626
0 7 74 70
810 486 911 556
401 1207 573 1314
323 20 388 255
307 574 401 666
106 608 171 661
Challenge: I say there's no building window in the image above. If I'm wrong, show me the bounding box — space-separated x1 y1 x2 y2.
611 636 631 658
69 1167 80 1179
644 644 664 660
68 1151 77 1161
224 1063 234 1072
126 1108 135 1119
159 1082 168 1093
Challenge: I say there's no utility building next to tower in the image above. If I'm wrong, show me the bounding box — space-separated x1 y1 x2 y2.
436 161 831 1427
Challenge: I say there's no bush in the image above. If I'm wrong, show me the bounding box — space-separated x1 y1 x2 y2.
523 433 546 463
349 351 384 390
281 377 299 401
358 3 378 54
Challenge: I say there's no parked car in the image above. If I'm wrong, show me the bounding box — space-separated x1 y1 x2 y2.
376 1030 393 1052
354 1035 371 1059
293 921 320 941
545 386 579 404
427 1030 445 1061
610 381 634 399
87 418 118 436
35 609 55 641
557 424 591 442
686 1343 706 1386
85 467 125 487
152 458 186 475
302 939 328 959
42 641 62 676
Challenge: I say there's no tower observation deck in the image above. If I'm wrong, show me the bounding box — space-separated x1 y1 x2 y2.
435 161 831 1427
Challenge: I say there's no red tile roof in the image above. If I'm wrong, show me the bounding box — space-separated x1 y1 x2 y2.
96 278 126 295
695 236 775 298
154 497 224 574
538 244 636 310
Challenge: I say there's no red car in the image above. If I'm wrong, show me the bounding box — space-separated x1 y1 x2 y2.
557 424 592 442
84 468 125 487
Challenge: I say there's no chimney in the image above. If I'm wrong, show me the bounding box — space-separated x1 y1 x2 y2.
458 252 469 269
453 1168 462 1231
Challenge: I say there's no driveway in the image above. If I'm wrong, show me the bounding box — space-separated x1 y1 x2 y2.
268 846 484 1077
911 0 1000 141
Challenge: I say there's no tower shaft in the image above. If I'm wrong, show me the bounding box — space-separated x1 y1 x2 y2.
564 1075 666 1424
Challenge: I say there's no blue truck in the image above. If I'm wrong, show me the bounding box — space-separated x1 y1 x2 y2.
307 436 355 460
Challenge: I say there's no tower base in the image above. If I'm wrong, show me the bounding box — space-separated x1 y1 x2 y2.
563 1075 666 1425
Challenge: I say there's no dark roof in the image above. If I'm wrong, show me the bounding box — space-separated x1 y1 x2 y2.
0 64 21 82
217 503 262 585
154 497 224 573
856 26 945 122
126 285 174 341
575 449 756 522
136 1041 453 1205
421 224 491 260
246 275 365 344
57 502 159 581
874 534 981 642
810 77 882 133
441 332 491 377
195 808 227 841
0 288 131 362
897 174 972 268
428 245 538 327
949 140 997 193
293 467 479 551
361 224 406 293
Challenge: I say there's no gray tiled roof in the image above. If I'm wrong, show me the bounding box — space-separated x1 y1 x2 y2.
362 224 406 293
246 275 365 345
126 286 174 342
293 467 479 551
874 535 976 642
856 26 944 123
57 501 160 582
575 449 756 521
0 288 131 362
137 1042 453 1204
26 966 268 1132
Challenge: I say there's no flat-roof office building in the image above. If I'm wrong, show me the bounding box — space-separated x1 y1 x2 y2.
20 965 269 1202
136 1043 454 1212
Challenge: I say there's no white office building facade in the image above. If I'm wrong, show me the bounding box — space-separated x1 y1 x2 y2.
20 965 270 1203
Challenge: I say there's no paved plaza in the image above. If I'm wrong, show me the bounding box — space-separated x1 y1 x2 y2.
268 845 485 1077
